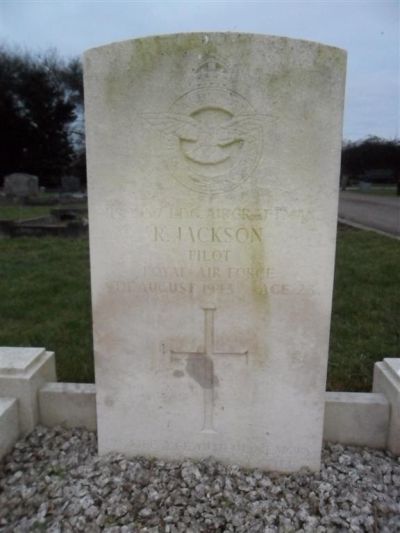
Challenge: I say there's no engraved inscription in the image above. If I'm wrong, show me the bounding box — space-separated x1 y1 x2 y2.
103 200 321 228
169 307 248 433
152 225 262 243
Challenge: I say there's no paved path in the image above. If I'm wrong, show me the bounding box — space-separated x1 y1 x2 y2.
338 191 400 237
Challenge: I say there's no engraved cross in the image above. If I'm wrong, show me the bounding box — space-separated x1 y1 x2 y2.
170 307 248 433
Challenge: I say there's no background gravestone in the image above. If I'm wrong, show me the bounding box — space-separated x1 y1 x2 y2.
61 175 81 193
84 33 346 471
3 173 39 198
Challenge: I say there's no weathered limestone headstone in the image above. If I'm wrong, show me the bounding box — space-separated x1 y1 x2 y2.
3 173 39 197
84 33 346 471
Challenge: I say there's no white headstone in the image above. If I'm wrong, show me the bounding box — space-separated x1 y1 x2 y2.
84 33 346 471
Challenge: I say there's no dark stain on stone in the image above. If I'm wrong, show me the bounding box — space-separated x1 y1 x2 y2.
186 354 219 390
173 370 184 378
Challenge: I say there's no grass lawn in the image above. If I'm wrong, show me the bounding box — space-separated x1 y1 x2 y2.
0 227 398 390
328 226 399 391
0 237 93 382
0 204 87 221
0 205 53 220
346 186 398 197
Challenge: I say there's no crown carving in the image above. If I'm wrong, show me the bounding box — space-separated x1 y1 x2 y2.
195 56 230 86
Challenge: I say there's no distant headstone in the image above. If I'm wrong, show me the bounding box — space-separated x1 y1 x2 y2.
359 181 372 191
61 175 81 193
84 33 346 471
3 173 39 197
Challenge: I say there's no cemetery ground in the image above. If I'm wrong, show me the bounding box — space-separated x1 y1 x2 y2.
345 185 397 197
0 225 398 392
0 205 51 220
0 203 85 220
1 425 399 531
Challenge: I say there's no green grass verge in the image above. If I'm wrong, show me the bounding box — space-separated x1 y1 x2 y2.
0 204 87 221
0 227 398 390
346 187 398 196
0 206 53 220
0 237 93 382
328 226 400 391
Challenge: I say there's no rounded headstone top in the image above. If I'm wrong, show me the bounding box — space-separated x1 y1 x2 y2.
84 32 346 57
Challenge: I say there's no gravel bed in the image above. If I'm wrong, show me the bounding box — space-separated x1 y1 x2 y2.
0 426 399 532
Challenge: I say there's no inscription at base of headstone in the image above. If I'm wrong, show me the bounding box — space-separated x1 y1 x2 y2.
84 33 346 471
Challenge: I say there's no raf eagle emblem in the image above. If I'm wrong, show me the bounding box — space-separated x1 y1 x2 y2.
143 112 262 166
141 82 263 194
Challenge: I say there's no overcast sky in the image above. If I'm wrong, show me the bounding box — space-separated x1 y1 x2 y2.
1 0 398 141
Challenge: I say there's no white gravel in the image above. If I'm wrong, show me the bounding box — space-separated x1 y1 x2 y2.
0 426 399 532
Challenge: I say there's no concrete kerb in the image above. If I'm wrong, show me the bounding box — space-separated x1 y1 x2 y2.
373 359 400 455
39 382 97 431
0 347 56 434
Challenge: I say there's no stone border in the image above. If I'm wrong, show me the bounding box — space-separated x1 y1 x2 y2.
324 392 389 448
38 387 392 451
373 359 400 455
1 348 399 462
39 382 97 431
0 348 56 434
